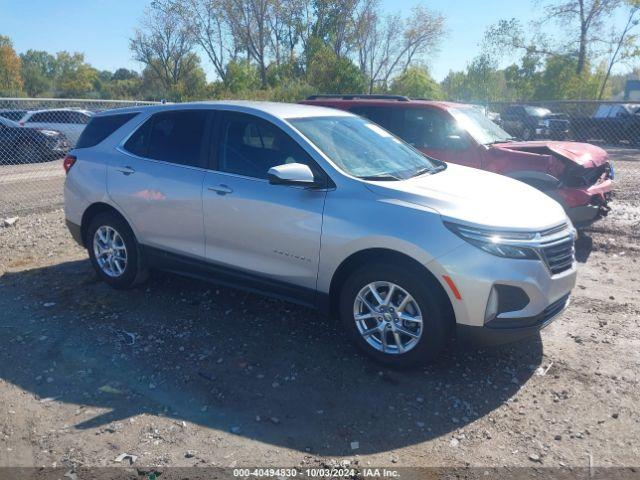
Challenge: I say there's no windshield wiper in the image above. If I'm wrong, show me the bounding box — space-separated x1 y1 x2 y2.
359 174 401 181
484 137 517 145
409 163 447 178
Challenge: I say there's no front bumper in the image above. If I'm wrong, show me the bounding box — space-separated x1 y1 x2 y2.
556 179 613 228
456 294 569 346
426 241 577 334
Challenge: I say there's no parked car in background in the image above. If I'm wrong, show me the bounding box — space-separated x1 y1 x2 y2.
301 95 612 227
572 103 640 145
0 116 69 164
64 101 577 366
18 109 92 146
501 105 570 140
0 109 29 122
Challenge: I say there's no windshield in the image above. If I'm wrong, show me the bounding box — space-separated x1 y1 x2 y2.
448 107 514 145
288 115 442 180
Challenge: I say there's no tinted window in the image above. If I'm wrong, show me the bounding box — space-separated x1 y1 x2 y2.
124 110 208 167
67 112 91 124
76 113 138 148
404 108 465 149
28 111 57 123
350 107 404 137
218 113 311 179
351 106 465 150
0 111 26 121
123 118 151 157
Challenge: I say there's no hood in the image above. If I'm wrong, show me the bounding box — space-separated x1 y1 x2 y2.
365 163 568 231
490 140 608 169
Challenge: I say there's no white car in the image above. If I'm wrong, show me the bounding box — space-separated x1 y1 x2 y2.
19 109 92 147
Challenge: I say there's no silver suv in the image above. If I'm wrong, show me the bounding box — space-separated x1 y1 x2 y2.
64 101 577 367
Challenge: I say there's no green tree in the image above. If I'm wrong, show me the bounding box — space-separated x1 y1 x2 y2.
440 55 506 102
390 66 441 99
0 36 23 95
223 59 262 93
20 50 55 96
503 51 542 100
533 55 601 99
306 39 365 93
54 52 99 97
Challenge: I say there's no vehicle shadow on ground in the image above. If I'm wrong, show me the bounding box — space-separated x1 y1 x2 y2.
575 232 593 263
0 259 544 456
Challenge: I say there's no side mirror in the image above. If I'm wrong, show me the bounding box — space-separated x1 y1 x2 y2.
268 163 318 187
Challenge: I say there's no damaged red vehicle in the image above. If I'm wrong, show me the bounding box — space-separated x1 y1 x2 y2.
301 95 613 227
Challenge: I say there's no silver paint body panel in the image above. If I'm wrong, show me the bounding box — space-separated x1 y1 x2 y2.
65 101 577 328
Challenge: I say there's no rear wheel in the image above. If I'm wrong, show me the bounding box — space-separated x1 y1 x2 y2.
339 261 450 367
86 213 147 289
522 127 533 140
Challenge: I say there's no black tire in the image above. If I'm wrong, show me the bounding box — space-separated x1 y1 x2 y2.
339 261 450 368
86 212 148 289
522 127 533 140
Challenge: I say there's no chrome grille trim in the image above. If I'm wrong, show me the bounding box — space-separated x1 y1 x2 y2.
538 225 575 275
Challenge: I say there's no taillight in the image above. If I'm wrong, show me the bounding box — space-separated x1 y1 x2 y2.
63 155 77 174
19 122 24 126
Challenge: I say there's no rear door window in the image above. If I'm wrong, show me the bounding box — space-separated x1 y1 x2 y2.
123 110 208 167
349 106 404 137
76 113 138 148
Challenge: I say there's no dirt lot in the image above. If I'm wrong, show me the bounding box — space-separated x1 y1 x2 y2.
0 147 638 473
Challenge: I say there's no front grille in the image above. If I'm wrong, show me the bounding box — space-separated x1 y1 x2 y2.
540 222 569 236
564 162 609 187
549 118 570 130
540 236 575 274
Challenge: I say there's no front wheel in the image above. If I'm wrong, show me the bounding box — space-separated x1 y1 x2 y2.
339 262 450 367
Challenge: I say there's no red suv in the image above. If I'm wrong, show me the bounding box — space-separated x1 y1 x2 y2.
301 95 613 227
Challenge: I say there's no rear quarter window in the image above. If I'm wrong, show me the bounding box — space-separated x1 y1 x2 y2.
76 113 138 148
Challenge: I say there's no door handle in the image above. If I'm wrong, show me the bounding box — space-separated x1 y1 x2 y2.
116 166 135 176
208 184 233 195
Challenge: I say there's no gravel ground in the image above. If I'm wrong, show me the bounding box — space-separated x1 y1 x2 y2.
0 147 638 472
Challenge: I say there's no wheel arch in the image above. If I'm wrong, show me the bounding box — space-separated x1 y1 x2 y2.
326 248 456 331
80 202 132 246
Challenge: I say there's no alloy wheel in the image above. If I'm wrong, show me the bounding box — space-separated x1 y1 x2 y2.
93 225 128 278
353 281 423 355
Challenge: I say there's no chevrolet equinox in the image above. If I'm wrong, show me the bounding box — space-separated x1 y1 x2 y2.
64 102 577 367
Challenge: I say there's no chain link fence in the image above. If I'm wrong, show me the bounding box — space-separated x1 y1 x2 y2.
0 98 157 217
488 101 640 145
1 97 638 218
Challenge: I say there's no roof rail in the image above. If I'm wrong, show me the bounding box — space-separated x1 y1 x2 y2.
306 94 410 102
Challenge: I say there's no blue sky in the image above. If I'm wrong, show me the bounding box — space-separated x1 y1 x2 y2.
0 0 625 81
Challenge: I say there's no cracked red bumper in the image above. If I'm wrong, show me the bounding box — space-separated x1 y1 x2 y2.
556 178 613 227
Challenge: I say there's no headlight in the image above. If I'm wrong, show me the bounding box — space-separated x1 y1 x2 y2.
444 222 539 259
